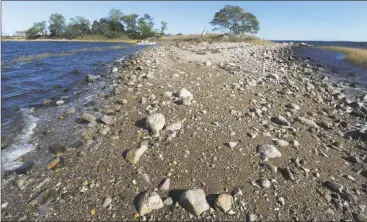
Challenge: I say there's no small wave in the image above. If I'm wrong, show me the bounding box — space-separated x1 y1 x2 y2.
1 108 39 171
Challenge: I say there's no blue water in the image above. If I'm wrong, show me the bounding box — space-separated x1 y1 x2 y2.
1 41 147 144
274 41 367 86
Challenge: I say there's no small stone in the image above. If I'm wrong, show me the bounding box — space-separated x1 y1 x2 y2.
296 116 320 128
158 178 170 191
271 115 291 126
273 139 289 147
290 140 299 146
277 197 285 205
231 187 243 196
146 113 166 137
179 189 210 216
166 119 185 132
47 156 64 170
99 126 110 135
178 88 194 105
257 144 282 159
56 100 64 105
286 103 300 110
100 115 112 125
1 202 9 208
80 113 96 123
102 196 112 208
28 189 55 209
125 141 149 164
163 92 173 99
214 193 233 213
247 213 259 222
323 181 343 193
283 167 295 180
137 191 164 216
325 208 334 215
86 74 99 82
227 142 238 148
257 178 271 189
163 197 173 205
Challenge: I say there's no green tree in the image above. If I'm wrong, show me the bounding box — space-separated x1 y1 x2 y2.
121 14 139 38
160 21 167 36
25 21 47 39
137 14 156 39
65 16 91 39
49 13 66 37
210 5 259 35
91 18 125 38
109 8 123 22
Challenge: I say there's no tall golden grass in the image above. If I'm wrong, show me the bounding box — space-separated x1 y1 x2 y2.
319 46 367 68
158 33 274 46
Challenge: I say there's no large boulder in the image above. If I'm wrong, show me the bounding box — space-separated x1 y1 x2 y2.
179 189 209 216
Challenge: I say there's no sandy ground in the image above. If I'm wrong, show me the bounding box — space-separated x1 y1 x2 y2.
1 41 367 221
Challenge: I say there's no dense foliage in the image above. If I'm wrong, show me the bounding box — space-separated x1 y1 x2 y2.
210 5 260 35
24 8 168 40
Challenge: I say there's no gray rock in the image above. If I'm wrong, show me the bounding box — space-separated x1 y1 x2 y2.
137 191 164 216
215 193 233 213
227 142 238 148
286 103 300 110
86 74 99 82
163 197 173 205
271 115 291 126
179 189 209 216
257 144 282 159
178 88 194 105
125 141 149 164
102 196 112 208
257 178 271 189
146 113 166 137
100 115 112 125
158 178 170 191
273 139 289 147
296 116 320 128
247 214 259 222
323 181 343 193
80 113 96 123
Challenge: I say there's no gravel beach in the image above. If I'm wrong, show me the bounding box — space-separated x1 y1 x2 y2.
1 41 367 221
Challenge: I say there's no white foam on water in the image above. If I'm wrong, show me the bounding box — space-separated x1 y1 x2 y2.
1 108 39 171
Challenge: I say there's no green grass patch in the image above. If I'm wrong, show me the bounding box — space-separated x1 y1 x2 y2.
319 46 367 68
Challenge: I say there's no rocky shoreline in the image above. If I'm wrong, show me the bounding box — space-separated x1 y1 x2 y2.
1 41 367 221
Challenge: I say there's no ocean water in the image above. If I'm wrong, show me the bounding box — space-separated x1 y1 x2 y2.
1 41 149 170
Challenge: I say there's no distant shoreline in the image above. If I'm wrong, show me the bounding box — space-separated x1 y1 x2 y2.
1 37 137 44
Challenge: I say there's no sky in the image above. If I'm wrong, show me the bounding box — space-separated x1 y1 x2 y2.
2 1 367 41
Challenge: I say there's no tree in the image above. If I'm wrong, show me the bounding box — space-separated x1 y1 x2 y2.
49 13 66 37
91 18 125 38
65 16 91 39
15 31 26 37
160 21 167 36
25 21 47 39
210 5 259 35
109 8 123 22
121 14 139 38
137 14 156 39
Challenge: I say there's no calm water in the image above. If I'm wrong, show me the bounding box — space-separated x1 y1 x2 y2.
1 41 149 170
275 41 367 85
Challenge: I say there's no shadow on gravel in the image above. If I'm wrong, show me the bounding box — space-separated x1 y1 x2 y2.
135 118 147 130
206 194 219 208
133 191 147 210
168 189 186 204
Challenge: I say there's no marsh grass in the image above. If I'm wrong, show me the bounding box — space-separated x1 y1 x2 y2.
158 33 274 46
319 46 367 68
5 45 126 65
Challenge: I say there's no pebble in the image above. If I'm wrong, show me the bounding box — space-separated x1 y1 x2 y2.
100 115 112 125
178 88 194 105
214 193 233 213
257 178 271 189
273 139 289 146
56 100 65 105
257 144 282 159
323 181 343 193
227 142 238 148
158 178 170 191
271 115 291 126
125 141 149 164
80 113 96 123
102 196 112 208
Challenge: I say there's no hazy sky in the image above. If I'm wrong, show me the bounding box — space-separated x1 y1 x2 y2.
2 1 367 41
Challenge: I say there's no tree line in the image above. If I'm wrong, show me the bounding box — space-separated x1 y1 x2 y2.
22 5 260 40
24 8 168 40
